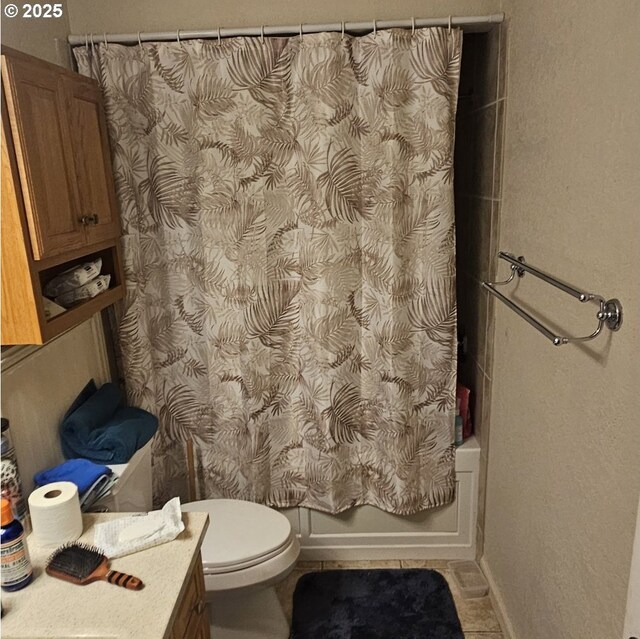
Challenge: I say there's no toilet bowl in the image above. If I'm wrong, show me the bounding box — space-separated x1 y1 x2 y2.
181 499 300 639
97 453 298 637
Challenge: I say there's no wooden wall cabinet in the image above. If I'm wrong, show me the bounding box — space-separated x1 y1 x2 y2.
1 47 124 345
170 555 211 639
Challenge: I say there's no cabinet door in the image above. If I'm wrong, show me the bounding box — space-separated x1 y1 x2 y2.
63 77 121 246
1 56 85 260
171 557 210 639
185 607 210 639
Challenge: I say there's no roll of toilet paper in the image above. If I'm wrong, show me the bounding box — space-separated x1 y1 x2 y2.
28 481 83 547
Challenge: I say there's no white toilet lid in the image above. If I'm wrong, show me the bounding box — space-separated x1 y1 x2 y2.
181 499 293 574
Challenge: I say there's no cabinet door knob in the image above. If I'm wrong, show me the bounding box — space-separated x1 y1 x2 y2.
192 600 206 616
79 214 99 226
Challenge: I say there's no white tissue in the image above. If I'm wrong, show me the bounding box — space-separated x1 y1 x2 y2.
118 515 164 543
93 497 185 558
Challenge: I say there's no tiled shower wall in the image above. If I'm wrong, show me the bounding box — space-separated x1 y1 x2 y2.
454 25 507 556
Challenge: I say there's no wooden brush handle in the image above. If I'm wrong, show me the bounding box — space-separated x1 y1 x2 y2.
106 570 144 590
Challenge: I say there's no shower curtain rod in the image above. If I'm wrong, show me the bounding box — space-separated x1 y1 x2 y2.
67 13 504 46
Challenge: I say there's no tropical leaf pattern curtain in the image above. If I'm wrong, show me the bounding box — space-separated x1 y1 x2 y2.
75 28 461 515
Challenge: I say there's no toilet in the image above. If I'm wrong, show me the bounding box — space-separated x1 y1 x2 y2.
181 499 301 639
98 446 300 638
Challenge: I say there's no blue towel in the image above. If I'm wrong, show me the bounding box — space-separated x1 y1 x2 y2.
60 380 158 464
34 459 112 496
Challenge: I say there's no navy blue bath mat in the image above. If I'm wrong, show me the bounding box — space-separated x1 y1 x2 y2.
290 569 463 639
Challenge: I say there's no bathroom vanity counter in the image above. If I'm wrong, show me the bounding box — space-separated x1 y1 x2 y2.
1 511 210 639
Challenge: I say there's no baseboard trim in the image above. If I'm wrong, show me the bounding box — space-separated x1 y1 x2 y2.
299 543 476 561
479 556 516 639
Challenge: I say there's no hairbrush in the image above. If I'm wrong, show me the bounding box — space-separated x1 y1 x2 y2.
46 542 144 590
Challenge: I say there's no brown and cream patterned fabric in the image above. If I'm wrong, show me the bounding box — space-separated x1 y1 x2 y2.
75 28 461 514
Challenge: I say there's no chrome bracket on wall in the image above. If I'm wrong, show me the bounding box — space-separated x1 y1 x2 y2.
482 251 623 346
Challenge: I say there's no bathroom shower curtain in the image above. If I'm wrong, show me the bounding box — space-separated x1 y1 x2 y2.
75 27 461 514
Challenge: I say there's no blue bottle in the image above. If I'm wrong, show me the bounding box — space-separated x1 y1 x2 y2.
1 497 33 591
455 415 464 447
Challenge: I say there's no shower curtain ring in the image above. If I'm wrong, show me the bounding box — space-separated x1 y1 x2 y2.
103 32 109 50
260 25 265 43
217 27 221 44
372 19 377 37
341 21 345 40
85 33 88 48
448 15 453 34
411 17 416 36
137 31 142 47
299 23 303 41
90 33 94 48
176 29 181 44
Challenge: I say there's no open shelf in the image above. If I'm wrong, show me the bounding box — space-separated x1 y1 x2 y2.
37 242 124 343
2 238 124 345
42 284 123 341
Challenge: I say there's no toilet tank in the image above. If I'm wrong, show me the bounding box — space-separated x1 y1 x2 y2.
94 441 153 512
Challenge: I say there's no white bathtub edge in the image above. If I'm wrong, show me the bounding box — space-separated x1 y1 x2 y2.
455 435 481 472
293 438 481 560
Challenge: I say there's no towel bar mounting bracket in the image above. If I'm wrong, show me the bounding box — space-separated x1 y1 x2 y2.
512 255 527 278
599 298 623 332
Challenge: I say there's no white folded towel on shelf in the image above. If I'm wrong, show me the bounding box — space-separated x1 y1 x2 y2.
44 258 103 297
55 274 111 308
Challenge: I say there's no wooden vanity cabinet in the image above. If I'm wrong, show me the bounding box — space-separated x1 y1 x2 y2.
170 554 211 639
1 47 124 345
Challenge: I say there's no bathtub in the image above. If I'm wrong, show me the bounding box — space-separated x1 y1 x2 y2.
280 436 480 561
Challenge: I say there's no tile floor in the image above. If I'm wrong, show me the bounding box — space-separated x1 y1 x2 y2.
275 559 503 638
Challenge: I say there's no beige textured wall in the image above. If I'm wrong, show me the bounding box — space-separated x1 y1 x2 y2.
1 316 110 495
1 4 71 66
483 2 640 638
66 0 500 34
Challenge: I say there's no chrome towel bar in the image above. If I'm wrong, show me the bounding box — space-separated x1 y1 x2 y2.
482 252 623 346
